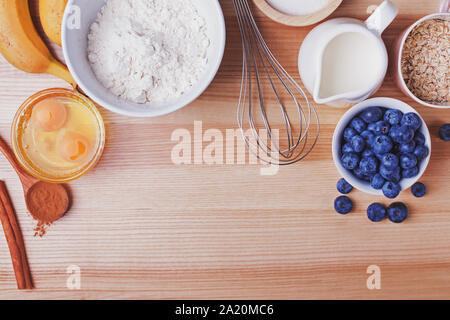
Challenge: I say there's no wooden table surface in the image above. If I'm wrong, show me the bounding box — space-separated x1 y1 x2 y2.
0 0 449 300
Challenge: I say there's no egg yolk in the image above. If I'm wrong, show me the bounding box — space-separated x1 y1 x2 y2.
57 132 90 162
32 99 68 132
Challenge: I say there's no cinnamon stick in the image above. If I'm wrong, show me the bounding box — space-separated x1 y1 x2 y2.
0 180 33 289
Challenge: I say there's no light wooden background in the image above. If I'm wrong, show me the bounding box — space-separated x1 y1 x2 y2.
0 0 449 300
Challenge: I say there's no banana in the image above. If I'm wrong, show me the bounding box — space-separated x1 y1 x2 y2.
0 0 76 87
39 0 67 47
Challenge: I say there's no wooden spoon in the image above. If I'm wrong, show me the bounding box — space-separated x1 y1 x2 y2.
0 136 70 224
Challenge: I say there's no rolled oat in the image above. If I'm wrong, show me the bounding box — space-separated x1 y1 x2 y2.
401 19 449 105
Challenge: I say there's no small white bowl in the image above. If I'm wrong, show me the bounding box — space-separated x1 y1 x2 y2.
332 97 431 195
62 0 226 118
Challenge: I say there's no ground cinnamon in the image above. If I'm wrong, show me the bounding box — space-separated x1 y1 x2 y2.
0 180 33 289
26 182 69 237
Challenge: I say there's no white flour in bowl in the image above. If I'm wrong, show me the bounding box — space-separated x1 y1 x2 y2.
266 0 329 16
87 0 210 104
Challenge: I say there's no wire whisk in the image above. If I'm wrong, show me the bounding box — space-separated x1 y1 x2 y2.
233 0 319 165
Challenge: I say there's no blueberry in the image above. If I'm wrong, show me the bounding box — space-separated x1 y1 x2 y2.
351 135 365 153
384 109 403 125
400 153 417 169
360 107 383 123
411 182 426 197
368 120 390 135
387 202 408 223
372 135 393 154
381 153 399 170
370 173 385 190
341 152 360 170
344 127 358 142
382 181 401 199
374 152 384 161
398 141 416 154
360 130 375 145
401 112 422 131
402 166 419 179
342 143 354 154
359 156 378 174
380 165 401 183
362 148 374 158
367 123 377 132
389 125 400 142
353 167 366 180
414 132 425 145
337 178 353 194
353 167 373 182
439 124 450 141
334 196 353 214
367 203 387 222
350 117 367 133
396 125 415 144
362 173 375 182
413 145 429 160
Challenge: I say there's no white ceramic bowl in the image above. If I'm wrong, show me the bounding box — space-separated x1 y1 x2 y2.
332 97 431 195
62 0 226 117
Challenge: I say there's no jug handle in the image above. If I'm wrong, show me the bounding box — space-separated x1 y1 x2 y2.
439 0 450 13
365 0 398 36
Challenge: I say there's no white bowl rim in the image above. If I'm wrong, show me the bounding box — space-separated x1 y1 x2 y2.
61 0 226 118
332 97 432 195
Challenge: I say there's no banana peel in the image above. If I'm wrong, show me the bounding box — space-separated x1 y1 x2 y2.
40 0 68 47
0 0 76 88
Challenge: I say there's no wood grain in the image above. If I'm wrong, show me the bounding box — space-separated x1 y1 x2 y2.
0 0 449 299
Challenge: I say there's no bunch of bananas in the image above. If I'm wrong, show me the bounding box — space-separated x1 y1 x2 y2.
0 0 75 87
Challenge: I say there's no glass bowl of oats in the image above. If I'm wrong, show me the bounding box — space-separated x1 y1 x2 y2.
392 0 449 108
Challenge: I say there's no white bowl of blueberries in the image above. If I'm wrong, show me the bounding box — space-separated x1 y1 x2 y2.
332 97 431 199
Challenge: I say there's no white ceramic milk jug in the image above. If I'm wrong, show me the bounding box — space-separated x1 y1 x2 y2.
299 0 398 108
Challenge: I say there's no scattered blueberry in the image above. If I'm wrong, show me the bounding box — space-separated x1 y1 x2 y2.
398 140 416 154
341 153 359 170
360 107 383 123
337 178 353 194
351 135 366 153
400 153 417 169
367 203 387 222
439 124 450 141
342 143 354 154
382 181 401 199
401 112 422 131
370 173 385 190
387 202 408 223
384 109 403 125
334 196 353 214
372 135 393 154
344 127 358 142
359 156 378 174
402 166 419 179
381 153 399 170
413 145 429 160
411 182 426 198
350 117 367 133
414 132 425 145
